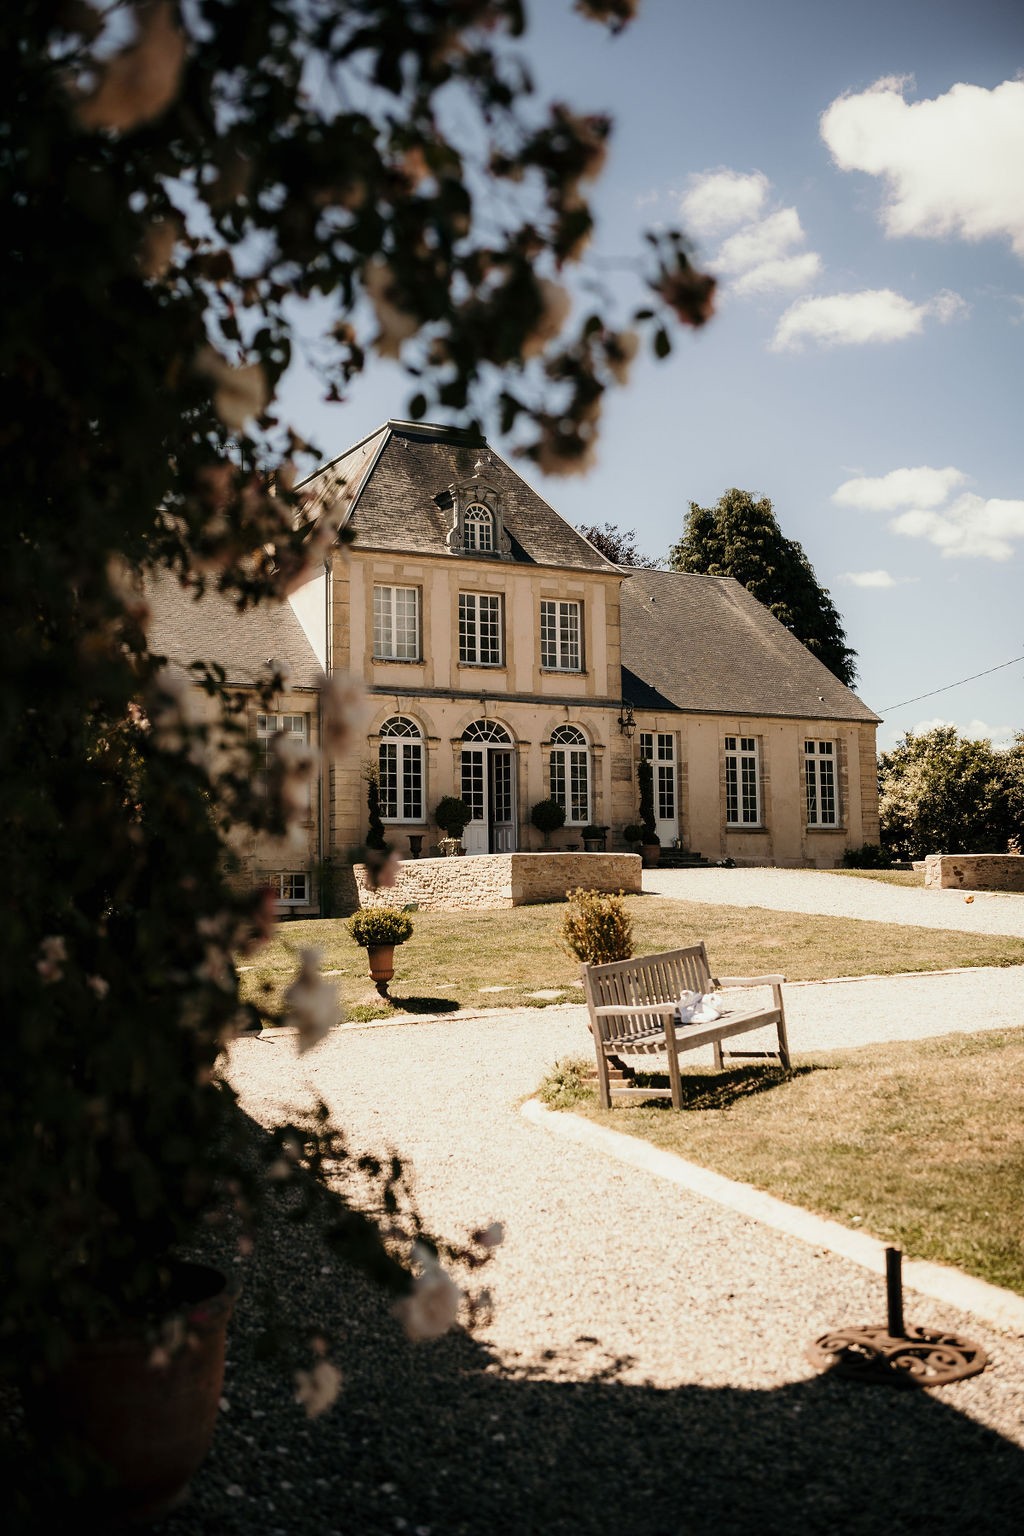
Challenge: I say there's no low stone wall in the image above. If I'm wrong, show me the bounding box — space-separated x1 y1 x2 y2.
353 852 642 912
924 853 1024 891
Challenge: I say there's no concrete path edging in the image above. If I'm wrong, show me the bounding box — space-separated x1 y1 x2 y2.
521 1098 1024 1338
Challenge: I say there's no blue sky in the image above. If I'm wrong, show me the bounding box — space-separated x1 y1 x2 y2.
280 0 1024 751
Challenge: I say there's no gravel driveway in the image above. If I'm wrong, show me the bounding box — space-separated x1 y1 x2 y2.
160 869 1024 1535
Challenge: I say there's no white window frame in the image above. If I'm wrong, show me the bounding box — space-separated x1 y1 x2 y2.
724 735 761 826
373 584 420 661
540 599 582 672
256 713 312 812
459 591 503 666
549 724 590 825
805 739 839 827
378 717 425 823
639 731 677 822
266 871 310 906
463 502 494 551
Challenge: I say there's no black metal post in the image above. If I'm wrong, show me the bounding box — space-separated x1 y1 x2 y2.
885 1246 905 1338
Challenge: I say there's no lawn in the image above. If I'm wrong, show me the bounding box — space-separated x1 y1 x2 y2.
538 1030 1024 1295
828 869 922 888
241 894 1024 1022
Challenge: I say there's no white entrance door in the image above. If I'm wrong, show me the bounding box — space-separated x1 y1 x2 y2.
640 731 678 846
461 722 517 854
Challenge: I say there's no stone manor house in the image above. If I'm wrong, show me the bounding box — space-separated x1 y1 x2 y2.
150 419 881 915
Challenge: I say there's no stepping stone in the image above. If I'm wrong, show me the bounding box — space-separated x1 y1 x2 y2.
479 984 513 993
528 989 564 1000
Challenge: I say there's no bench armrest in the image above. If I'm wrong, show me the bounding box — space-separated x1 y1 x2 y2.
715 974 786 988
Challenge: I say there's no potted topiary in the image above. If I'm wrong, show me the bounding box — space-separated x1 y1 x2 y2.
531 797 566 848
637 758 661 866
434 795 472 855
348 905 415 997
581 824 608 852
622 822 643 852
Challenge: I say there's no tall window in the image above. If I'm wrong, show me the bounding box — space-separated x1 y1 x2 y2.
463 503 494 551
373 584 420 660
549 724 590 825
256 713 311 811
725 735 760 826
540 599 581 671
639 731 676 822
805 739 838 826
378 717 424 821
459 592 503 665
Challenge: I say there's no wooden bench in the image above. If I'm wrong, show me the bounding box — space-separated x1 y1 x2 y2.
580 943 791 1110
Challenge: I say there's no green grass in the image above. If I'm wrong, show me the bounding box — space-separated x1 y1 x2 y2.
829 869 923 888
240 894 1024 1022
538 1031 1024 1295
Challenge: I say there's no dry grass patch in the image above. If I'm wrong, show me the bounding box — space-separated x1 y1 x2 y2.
240 896 1024 1022
829 870 923 888
539 1030 1024 1295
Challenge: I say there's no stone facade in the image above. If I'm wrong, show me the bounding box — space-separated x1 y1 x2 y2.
352 852 642 911
923 854 1024 891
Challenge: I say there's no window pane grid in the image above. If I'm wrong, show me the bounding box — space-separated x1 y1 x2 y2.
725 737 760 825
805 740 838 825
540 600 581 671
379 717 424 821
459 592 502 664
374 585 420 660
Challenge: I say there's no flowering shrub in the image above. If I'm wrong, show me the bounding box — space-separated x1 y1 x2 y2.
1 0 711 1478
348 907 416 947
561 888 634 965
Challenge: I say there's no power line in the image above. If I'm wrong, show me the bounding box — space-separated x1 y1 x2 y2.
881 654 1024 713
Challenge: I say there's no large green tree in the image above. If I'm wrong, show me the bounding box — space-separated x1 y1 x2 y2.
574 521 660 566
668 488 857 686
878 726 1014 860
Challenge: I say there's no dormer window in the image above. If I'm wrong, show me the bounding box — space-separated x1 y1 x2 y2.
443 473 511 558
463 503 494 551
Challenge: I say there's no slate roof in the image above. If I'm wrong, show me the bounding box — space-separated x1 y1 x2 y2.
146 574 322 689
620 569 880 724
303 420 617 572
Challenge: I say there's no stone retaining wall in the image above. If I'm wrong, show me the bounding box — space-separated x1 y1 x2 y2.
924 853 1024 891
353 852 642 911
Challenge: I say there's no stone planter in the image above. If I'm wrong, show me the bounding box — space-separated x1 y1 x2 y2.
407 834 423 859
437 837 463 857
26 1261 236 1524
367 943 397 997
642 842 661 867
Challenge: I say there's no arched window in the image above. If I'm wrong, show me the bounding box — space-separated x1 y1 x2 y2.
463 503 494 551
549 724 590 825
462 719 512 743
378 716 424 822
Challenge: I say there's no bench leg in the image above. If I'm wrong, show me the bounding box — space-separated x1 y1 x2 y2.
712 1039 724 1071
594 1042 612 1110
662 1019 684 1109
773 984 791 1071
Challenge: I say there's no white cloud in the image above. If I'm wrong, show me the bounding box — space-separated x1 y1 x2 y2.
833 466 967 511
821 76 1024 258
715 208 806 272
890 493 1024 560
837 569 917 588
732 252 822 296
679 169 769 237
909 716 1016 749
771 287 965 351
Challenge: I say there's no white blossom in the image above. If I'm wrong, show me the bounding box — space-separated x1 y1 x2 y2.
395 1245 462 1342
284 948 340 1054
86 974 110 1000
320 672 365 754
293 1359 343 1418
37 935 67 984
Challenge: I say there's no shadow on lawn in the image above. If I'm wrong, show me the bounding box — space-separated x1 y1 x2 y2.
631 1062 822 1112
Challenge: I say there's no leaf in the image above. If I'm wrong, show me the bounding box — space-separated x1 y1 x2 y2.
653 327 671 359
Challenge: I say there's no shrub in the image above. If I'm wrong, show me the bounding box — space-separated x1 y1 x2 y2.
561 888 634 965
842 843 891 869
637 757 659 844
434 796 472 838
531 798 566 843
582 824 607 841
365 765 388 852
348 907 415 947
622 822 643 844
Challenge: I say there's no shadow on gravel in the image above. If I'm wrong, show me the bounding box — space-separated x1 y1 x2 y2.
11 1106 1021 1536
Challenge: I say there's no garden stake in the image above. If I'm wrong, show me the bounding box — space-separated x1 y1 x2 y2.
807 1247 988 1388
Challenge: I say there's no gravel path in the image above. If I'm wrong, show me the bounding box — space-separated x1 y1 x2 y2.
643 865 1024 936
158 870 1024 1534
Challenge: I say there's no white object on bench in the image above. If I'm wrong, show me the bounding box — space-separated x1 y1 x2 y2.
580 943 791 1110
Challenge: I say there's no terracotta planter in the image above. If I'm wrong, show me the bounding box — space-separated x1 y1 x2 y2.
27 1260 236 1524
367 943 396 996
642 842 661 867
